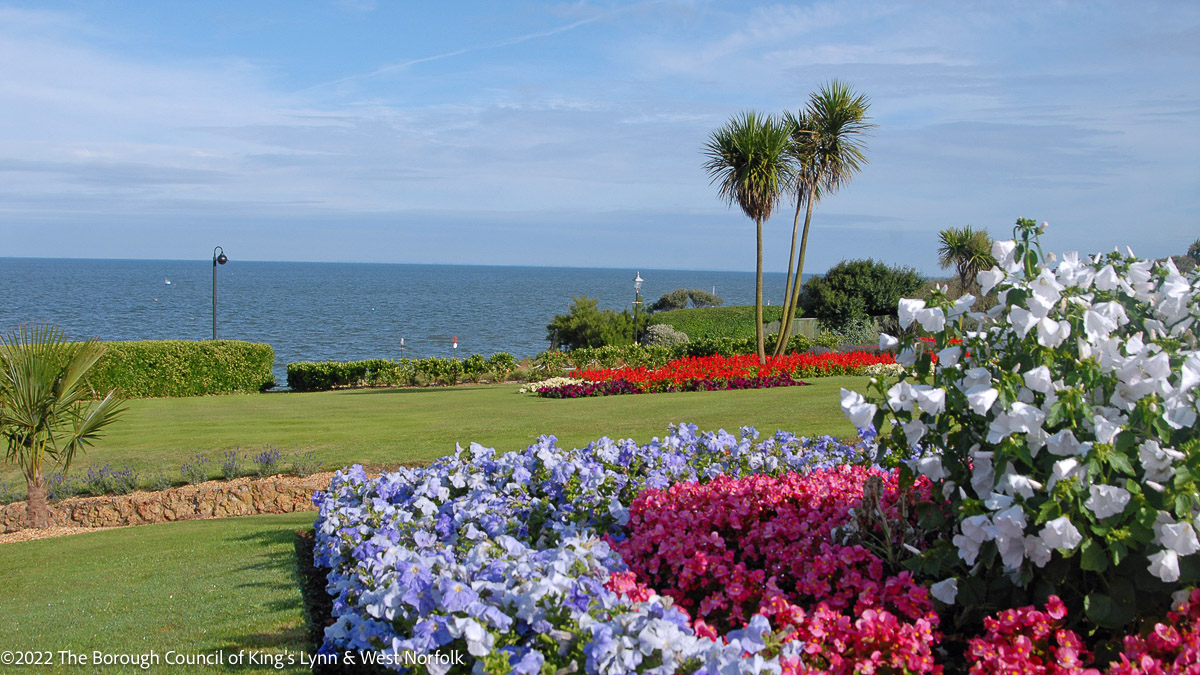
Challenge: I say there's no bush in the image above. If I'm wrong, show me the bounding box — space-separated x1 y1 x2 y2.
642 324 689 346
800 259 924 331
85 340 274 397
546 296 643 350
649 305 786 341
648 288 724 312
286 352 518 391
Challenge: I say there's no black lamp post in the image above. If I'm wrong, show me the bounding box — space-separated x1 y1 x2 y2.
212 246 227 340
633 271 643 344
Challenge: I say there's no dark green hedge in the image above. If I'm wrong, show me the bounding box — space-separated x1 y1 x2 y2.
287 353 518 392
87 340 275 397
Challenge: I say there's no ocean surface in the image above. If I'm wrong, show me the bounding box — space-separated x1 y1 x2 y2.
0 258 794 387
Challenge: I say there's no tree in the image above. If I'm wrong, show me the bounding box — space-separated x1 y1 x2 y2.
648 288 724 312
799 259 924 331
937 225 997 295
545 296 643 351
0 324 125 528
703 111 793 363
774 81 874 356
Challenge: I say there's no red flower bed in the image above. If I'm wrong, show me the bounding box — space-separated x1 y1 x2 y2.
578 352 895 387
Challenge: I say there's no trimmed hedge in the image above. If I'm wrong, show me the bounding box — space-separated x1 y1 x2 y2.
286 353 518 392
648 305 786 341
87 340 275 398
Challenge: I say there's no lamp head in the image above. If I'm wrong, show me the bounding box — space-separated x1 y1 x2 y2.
634 272 643 293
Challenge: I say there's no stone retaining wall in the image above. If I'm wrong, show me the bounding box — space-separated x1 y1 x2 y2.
1 473 333 533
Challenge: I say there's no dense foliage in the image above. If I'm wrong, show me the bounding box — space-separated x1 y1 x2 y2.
800 259 924 331
86 339 275 397
648 288 724 312
286 353 517 391
647 305 788 342
546 296 645 351
641 324 689 347
844 219 1200 643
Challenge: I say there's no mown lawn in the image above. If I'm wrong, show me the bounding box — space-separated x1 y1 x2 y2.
0 512 314 674
0 376 869 493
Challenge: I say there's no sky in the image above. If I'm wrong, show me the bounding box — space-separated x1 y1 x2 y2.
0 1 1196 274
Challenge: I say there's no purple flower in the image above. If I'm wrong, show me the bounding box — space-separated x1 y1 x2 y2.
437 578 479 613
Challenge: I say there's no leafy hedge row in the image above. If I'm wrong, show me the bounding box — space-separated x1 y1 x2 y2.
87 340 275 397
286 353 518 392
534 332 845 373
647 305 786 341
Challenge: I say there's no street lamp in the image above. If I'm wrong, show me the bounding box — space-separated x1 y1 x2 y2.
633 271 644 344
212 246 227 340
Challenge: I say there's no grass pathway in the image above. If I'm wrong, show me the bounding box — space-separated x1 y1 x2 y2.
0 512 314 673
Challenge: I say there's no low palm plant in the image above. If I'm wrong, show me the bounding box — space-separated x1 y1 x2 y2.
0 324 125 528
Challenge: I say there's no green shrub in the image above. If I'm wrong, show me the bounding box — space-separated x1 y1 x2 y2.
643 324 690 347
546 296 643 350
800 259 924 331
648 288 724 312
86 340 274 397
648 305 786 341
286 352 519 391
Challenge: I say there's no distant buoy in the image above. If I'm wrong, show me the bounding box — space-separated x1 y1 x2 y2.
154 298 158 302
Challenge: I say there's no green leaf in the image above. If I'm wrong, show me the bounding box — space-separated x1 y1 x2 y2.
1080 538 1109 572
1085 592 1119 628
1109 452 1136 477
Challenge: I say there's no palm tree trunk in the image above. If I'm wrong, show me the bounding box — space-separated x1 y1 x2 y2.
24 469 50 529
774 184 804 356
777 184 818 354
755 217 765 364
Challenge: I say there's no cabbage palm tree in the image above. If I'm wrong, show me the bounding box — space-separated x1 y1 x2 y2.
938 225 996 294
775 81 874 356
703 111 793 363
0 324 125 528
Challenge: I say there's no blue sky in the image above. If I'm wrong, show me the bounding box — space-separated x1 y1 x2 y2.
0 1 1196 274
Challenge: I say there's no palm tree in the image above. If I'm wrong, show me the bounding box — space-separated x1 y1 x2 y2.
0 324 125 528
774 81 874 356
703 111 794 363
937 225 996 295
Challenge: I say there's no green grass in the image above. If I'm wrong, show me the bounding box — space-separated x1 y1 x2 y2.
648 305 786 340
0 512 314 674
0 377 870 496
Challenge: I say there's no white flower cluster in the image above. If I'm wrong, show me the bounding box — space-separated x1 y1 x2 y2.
862 362 906 378
518 376 583 394
843 220 1200 598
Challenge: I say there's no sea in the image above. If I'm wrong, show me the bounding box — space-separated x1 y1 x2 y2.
0 258 794 388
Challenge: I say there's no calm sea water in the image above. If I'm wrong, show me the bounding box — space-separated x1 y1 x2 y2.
0 258 792 387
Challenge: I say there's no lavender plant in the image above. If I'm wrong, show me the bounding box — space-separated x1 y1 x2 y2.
252 447 281 477
180 454 211 484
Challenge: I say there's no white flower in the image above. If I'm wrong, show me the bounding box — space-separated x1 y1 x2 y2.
915 307 946 332
997 466 1041 498
978 268 1005 295
986 402 1046 444
1094 264 1120 291
1149 549 1181 583
970 451 995 496
1023 366 1054 394
886 381 916 412
1041 516 1083 551
930 578 958 604
903 419 928 447
1085 484 1131 520
953 514 996 565
898 298 926 330
1025 534 1053 567
1139 440 1183 482
1036 317 1071 348
915 455 947 481
994 505 1028 569
915 387 947 415
879 333 899 350
1157 522 1200 556
1009 306 1038 339
936 346 962 369
840 388 878 429
950 294 976 317
966 386 999 415
993 240 1020 272
1045 429 1091 458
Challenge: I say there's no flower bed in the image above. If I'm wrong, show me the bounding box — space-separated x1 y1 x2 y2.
529 352 894 398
